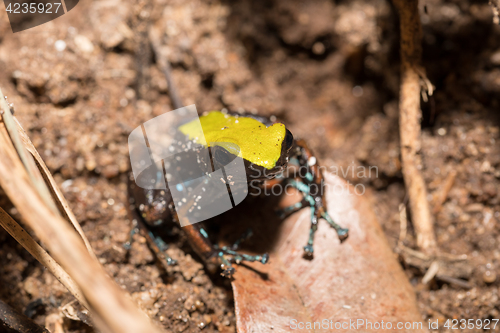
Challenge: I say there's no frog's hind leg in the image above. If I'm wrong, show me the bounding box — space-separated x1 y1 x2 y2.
215 228 269 277
182 224 268 278
216 248 269 277
220 228 269 260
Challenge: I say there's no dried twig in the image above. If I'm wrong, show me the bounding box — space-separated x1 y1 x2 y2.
0 299 49 333
432 170 457 215
0 89 163 333
0 207 88 309
398 203 408 247
392 0 437 255
421 260 439 284
396 202 471 287
391 1 472 288
14 118 96 260
0 94 58 216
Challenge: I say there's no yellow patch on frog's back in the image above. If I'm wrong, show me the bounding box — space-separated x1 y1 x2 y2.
178 111 286 169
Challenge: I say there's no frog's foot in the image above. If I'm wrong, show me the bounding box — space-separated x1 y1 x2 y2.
321 211 349 242
216 249 269 277
303 210 349 256
285 179 349 256
215 229 269 277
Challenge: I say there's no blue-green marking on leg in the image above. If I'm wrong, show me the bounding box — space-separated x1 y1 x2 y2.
277 201 303 219
150 231 168 251
303 207 318 255
123 221 138 250
288 179 315 206
218 252 235 277
221 247 268 264
149 231 177 265
231 228 253 250
322 211 349 240
200 228 209 239
305 171 314 182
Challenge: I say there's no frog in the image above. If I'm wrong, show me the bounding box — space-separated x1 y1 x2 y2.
127 110 348 277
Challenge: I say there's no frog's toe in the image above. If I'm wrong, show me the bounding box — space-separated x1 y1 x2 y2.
336 228 349 242
260 253 269 264
303 244 314 255
220 266 235 278
322 211 349 241
166 257 178 266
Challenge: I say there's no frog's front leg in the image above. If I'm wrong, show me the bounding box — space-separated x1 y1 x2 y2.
126 182 178 268
125 216 178 267
283 139 349 256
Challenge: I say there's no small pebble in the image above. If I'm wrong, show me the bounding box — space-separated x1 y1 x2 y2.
54 40 66 52
74 35 94 53
483 270 496 284
352 85 363 97
312 42 325 55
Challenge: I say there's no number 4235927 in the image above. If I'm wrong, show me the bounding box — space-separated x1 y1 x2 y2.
6 2 62 14
442 318 498 330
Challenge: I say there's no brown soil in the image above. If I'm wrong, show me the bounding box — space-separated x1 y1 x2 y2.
0 0 499 332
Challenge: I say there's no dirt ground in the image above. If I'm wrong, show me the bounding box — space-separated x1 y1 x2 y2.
1 0 500 332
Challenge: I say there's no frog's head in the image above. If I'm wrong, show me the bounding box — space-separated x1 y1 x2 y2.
243 127 294 180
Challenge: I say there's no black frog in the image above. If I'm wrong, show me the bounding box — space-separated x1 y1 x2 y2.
127 110 348 277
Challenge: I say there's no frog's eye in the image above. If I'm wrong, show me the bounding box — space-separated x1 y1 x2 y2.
284 129 294 152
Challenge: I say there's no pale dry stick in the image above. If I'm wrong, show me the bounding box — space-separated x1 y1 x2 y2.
398 203 408 248
393 0 437 255
421 260 440 284
0 92 59 216
397 189 470 287
14 118 97 260
398 201 441 284
0 118 163 333
432 170 457 215
0 207 89 310
0 299 48 333
0 92 95 259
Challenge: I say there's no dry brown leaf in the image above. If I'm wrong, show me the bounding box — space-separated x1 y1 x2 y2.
229 173 427 333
